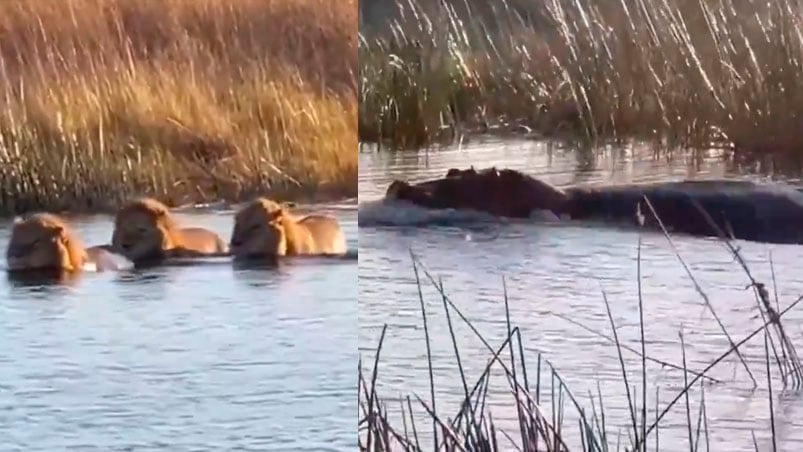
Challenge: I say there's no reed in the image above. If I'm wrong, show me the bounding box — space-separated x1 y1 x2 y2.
359 255 801 451
0 0 357 215
359 0 803 171
358 205 803 450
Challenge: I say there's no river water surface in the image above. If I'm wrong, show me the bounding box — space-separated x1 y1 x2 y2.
0 203 357 452
358 139 803 451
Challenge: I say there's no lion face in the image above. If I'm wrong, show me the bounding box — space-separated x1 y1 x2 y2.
6 214 86 272
229 198 287 258
111 198 180 262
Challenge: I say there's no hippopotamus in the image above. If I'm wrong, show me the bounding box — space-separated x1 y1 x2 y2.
384 167 803 245
385 167 568 218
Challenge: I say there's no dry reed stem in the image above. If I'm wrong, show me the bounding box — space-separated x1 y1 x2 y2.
360 0 803 172
0 0 357 215
359 242 801 451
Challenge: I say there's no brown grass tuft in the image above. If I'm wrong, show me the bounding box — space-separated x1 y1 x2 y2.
0 0 357 215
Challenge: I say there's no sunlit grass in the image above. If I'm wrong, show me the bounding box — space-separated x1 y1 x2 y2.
0 0 357 214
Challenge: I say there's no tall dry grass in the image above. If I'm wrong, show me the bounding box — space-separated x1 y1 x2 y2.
0 0 357 215
359 0 803 172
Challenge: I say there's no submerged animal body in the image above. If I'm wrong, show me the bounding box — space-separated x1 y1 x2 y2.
564 180 803 244
111 197 228 263
230 198 348 259
5 213 120 273
386 166 568 218
385 167 803 245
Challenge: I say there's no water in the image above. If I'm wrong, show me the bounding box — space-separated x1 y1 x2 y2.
358 138 803 451
0 203 357 452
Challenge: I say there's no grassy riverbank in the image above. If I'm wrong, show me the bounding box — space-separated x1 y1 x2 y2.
359 0 803 171
0 0 357 215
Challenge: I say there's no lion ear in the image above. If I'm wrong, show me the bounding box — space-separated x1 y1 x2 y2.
47 225 65 243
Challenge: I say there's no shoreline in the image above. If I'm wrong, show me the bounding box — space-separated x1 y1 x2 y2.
0 184 358 219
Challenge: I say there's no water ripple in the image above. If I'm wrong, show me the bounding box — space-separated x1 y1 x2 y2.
0 204 356 451
359 141 803 451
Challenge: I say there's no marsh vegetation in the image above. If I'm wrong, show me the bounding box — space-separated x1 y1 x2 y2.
0 0 357 215
359 0 803 173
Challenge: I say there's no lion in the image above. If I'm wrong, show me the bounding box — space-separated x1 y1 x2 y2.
5 213 119 273
110 197 228 263
229 198 347 259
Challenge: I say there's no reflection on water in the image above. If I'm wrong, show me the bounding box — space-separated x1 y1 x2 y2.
358 139 803 451
0 204 357 452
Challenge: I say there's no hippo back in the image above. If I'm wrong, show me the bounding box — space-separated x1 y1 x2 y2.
432 168 567 218
567 180 803 244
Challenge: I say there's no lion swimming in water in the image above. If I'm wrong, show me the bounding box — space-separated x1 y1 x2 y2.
229 198 347 259
6 213 119 273
111 197 228 263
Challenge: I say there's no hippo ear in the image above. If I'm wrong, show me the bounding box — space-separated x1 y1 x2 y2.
386 180 401 197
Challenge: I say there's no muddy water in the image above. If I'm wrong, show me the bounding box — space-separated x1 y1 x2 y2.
0 203 357 452
358 138 803 451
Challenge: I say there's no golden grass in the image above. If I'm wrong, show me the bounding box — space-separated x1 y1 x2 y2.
360 0 803 172
0 0 357 215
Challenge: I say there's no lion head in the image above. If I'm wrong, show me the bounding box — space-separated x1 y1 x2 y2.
229 198 287 258
111 197 182 262
6 213 88 272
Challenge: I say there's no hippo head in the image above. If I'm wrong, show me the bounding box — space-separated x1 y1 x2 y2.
445 166 478 179
385 180 411 200
384 167 571 218
478 166 500 178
